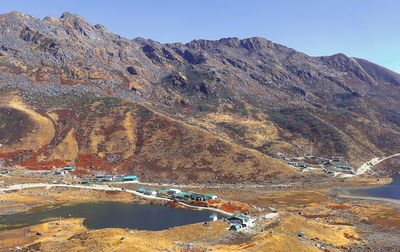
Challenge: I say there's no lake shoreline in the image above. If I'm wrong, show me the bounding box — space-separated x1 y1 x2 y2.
0 201 223 232
335 192 400 206
332 174 400 206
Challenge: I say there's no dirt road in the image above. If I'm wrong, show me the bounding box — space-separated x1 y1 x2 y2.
356 153 400 175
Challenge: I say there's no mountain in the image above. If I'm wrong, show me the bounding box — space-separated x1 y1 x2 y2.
0 11 399 182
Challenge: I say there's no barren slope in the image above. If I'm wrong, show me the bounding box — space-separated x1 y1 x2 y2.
0 11 399 179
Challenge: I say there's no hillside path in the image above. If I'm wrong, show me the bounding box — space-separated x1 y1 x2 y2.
356 153 400 175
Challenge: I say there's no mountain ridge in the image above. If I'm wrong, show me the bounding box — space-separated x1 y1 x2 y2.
0 11 399 181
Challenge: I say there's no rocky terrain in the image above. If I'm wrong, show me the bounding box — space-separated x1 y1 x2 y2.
0 11 400 182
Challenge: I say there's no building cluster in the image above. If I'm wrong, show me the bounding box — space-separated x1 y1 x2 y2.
136 187 219 202
226 214 251 231
51 166 140 184
54 166 76 175
136 187 254 232
79 174 138 184
275 153 354 174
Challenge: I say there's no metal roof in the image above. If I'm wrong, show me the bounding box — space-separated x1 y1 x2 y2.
205 193 217 197
227 214 250 221
123 175 138 178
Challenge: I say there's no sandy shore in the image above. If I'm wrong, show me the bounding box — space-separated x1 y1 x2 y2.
336 193 400 205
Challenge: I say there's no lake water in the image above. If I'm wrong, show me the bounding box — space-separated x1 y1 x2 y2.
0 202 223 231
345 174 400 200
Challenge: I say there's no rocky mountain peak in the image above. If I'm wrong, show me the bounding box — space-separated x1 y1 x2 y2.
0 11 33 20
0 11 38 32
240 37 274 50
58 12 98 38
184 37 276 51
185 39 216 50
214 37 275 50
60 12 85 22
217 37 241 47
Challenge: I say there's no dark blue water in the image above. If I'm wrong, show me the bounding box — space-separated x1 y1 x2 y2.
346 174 400 200
0 202 223 231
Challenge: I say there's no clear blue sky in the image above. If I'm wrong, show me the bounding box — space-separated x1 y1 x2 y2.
1 0 399 73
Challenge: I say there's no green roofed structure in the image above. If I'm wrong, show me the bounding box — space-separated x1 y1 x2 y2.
136 188 146 193
336 165 353 169
157 189 170 197
186 191 197 196
205 193 218 199
190 194 209 201
123 175 138 181
175 192 189 199
63 166 75 171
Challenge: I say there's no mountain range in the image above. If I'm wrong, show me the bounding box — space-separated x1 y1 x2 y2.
0 11 399 182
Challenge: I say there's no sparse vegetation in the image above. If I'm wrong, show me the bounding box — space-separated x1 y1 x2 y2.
217 121 248 136
268 108 347 156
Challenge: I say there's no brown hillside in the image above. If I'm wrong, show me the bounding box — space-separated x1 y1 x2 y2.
0 92 296 182
0 11 399 178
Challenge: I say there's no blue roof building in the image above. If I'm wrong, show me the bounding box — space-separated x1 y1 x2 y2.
336 165 353 169
136 188 146 193
123 175 138 181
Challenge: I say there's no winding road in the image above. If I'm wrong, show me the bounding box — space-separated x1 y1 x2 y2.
356 153 400 175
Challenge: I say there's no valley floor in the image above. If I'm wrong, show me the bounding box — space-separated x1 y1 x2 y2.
0 173 399 251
